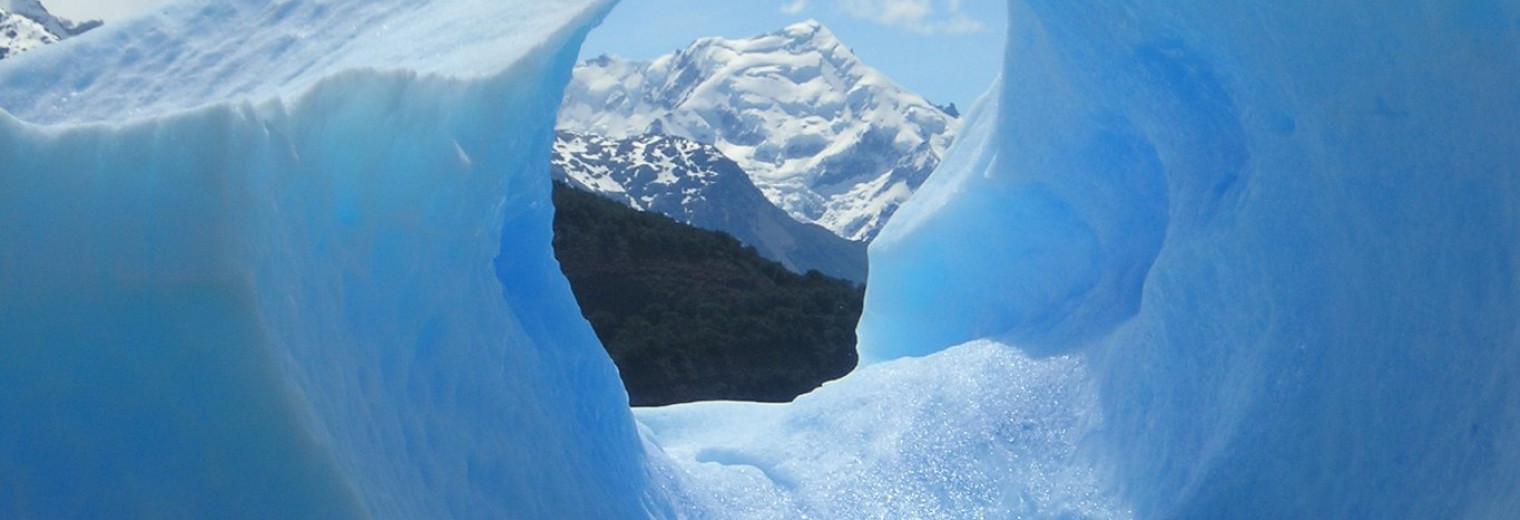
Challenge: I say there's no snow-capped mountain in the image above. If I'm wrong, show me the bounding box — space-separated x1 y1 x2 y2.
554 131 867 282
0 0 98 60
0 7 55 59
558 20 959 242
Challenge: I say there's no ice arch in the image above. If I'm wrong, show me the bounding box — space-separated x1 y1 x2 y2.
1 0 1518 518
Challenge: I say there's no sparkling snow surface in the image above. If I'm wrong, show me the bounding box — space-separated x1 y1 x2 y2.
639 340 1124 519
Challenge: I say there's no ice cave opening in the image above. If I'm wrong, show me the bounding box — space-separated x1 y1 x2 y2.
0 0 1517 518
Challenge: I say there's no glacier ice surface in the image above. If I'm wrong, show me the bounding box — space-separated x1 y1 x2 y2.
855 0 1520 517
0 0 689 518
640 0 1520 516
4 0 1520 518
638 340 1126 519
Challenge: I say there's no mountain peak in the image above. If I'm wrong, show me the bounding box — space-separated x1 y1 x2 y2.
552 131 869 281
0 0 98 41
781 18 824 35
0 7 55 60
777 19 840 48
559 23 960 242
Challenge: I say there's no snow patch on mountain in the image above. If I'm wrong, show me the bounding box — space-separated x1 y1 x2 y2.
0 0 98 48
0 7 56 60
558 20 958 242
0 0 101 61
553 131 868 282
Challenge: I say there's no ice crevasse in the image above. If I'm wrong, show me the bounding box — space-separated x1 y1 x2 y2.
2 0 1520 519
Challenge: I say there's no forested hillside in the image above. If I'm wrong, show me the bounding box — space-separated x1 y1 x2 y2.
551 182 863 406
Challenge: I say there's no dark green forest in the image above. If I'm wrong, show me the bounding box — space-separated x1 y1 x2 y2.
550 182 863 406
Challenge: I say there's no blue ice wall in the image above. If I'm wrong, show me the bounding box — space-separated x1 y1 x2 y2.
0 1 690 518
6 0 1519 517
860 0 1520 516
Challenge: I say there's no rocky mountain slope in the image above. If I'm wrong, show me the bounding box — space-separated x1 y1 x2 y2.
0 0 98 60
553 131 867 282
550 181 861 405
0 7 54 59
558 20 958 242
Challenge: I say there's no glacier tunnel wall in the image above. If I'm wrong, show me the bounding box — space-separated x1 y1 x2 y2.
0 1 689 518
859 0 1520 517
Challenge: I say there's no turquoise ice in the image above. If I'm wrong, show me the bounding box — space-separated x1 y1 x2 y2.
0 1 678 517
858 1 1520 517
2 0 1518 518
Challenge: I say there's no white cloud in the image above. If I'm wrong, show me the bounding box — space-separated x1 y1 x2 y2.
780 0 808 15
833 0 985 35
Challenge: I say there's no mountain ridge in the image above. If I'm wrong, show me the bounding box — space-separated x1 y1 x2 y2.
558 20 959 242
552 131 868 282
0 0 98 61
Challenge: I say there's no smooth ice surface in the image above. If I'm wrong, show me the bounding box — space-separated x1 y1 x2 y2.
0 0 688 518
857 0 1520 517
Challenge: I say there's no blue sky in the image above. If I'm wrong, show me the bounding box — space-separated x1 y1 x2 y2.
45 0 1005 107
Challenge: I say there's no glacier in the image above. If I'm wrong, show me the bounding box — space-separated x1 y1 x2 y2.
650 0 1520 517
636 340 1123 518
857 0 1520 517
0 0 686 518
4 0 1520 519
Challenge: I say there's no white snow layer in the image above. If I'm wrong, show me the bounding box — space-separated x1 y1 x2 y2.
0 7 58 58
4 0 1520 518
